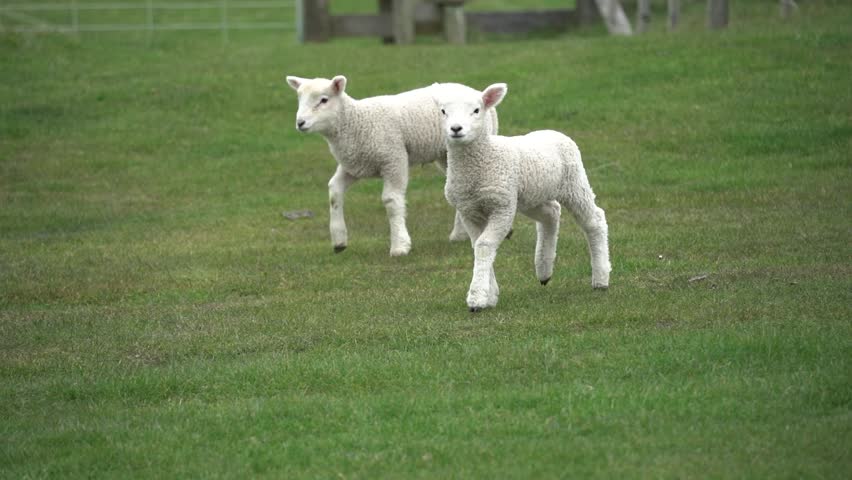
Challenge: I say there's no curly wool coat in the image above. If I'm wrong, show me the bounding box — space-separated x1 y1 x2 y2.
286 76 498 255
435 83 611 311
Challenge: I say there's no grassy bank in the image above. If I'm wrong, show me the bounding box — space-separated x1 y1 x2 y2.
1 1 850 478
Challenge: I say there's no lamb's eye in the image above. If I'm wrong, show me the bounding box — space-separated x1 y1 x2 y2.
441 109 446 115
319 97 329 104
473 108 480 114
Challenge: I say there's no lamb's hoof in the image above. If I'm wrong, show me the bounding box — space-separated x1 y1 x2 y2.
333 245 347 254
469 306 483 313
505 229 514 240
540 277 551 286
593 284 609 290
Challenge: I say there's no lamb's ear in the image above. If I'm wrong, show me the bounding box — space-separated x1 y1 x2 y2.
286 75 306 91
430 83 444 108
482 83 507 110
331 75 347 95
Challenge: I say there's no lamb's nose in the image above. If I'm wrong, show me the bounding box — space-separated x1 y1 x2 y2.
297 119 306 129
450 125 463 133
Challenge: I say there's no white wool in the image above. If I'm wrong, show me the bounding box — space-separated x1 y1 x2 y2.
435 83 611 311
286 75 498 256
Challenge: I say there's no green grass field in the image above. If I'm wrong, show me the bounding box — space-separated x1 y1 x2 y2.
2 0 851 478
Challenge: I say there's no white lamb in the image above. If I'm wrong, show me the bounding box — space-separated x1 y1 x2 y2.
434 83 611 311
285 75 499 256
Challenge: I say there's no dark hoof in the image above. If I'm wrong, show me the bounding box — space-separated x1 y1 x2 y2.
540 277 551 286
505 229 514 240
333 245 347 253
593 285 609 290
469 307 483 313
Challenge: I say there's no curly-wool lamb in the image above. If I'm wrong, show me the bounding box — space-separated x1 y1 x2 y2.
434 82 611 311
285 75 498 256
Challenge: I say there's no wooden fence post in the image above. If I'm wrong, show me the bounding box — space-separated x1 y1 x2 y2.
577 0 600 26
636 0 650 34
707 0 728 30
391 0 415 44
379 0 394 43
668 0 680 30
443 4 466 45
297 0 330 43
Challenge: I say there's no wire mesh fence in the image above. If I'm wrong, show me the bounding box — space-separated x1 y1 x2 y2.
0 1 295 40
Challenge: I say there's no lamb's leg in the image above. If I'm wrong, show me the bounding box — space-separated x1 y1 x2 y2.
521 200 562 285
382 166 412 257
328 166 358 253
565 197 611 289
460 218 497 309
465 213 513 311
449 211 469 242
434 161 469 242
452 212 512 242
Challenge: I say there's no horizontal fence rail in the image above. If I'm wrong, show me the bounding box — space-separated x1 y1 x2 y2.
0 1 295 39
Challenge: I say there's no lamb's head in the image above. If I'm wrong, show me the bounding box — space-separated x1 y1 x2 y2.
285 75 348 134
436 83 506 145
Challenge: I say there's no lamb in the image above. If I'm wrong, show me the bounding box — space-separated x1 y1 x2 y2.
434 82 611 311
285 75 499 256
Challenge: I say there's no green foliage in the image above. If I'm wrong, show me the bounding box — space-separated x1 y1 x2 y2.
1 1 850 478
